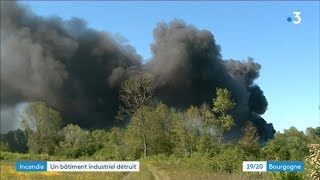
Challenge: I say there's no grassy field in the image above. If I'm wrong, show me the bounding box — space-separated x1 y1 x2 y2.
143 160 273 180
0 161 128 180
1 160 275 180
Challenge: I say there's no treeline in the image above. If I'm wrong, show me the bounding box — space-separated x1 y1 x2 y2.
1 73 319 179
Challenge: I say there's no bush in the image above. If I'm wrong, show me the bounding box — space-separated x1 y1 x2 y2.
142 154 170 162
1 129 28 153
0 151 51 160
93 148 118 160
185 152 218 171
271 172 305 180
214 146 246 173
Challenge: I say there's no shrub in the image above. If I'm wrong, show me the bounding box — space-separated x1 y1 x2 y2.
0 151 51 160
93 148 118 160
271 172 305 180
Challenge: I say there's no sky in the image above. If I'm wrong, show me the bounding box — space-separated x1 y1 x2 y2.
21 1 319 132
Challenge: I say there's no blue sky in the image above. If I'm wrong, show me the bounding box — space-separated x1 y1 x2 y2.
22 1 319 132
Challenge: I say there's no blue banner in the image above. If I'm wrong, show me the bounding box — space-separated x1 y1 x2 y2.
16 161 47 172
267 161 304 172
16 161 140 172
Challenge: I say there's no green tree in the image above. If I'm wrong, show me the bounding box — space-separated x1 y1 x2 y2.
215 145 246 173
261 127 309 161
0 133 9 151
212 88 236 142
196 103 217 154
3 129 28 153
171 88 236 155
91 129 109 148
144 103 174 155
199 103 215 129
58 124 89 157
125 104 174 157
93 128 127 160
22 102 62 155
183 106 203 155
171 111 191 156
59 124 104 158
107 127 126 159
170 104 214 156
305 127 320 144
238 122 260 159
118 73 154 157
123 122 145 159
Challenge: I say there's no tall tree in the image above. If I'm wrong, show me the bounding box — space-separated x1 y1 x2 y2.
128 103 174 156
184 106 203 155
148 103 174 155
22 101 62 154
212 88 236 142
3 129 28 153
171 111 191 156
238 122 260 159
196 103 217 153
118 73 154 157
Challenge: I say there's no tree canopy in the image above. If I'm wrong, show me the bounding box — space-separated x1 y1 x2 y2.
22 102 62 154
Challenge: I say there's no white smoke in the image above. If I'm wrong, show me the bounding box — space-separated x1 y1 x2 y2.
0 102 29 133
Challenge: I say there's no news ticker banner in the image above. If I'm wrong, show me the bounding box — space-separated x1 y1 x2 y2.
243 161 304 172
16 161 140 172
16 160 304 172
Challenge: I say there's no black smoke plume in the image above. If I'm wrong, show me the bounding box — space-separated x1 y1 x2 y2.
1 1 275 142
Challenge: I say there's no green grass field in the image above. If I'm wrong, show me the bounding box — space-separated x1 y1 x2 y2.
1 161 128 180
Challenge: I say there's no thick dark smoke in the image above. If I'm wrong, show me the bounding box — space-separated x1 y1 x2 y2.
1 1 275 142
145 21 273 141
1 1 141 129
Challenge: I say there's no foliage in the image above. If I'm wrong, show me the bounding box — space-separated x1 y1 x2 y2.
170 88 236 156
212 88 236 133
170 111 192 157
271 172 305 180
59 124 90 149
213 145 246 173
21 101 62 155
261 127 310 161
0 140 9 151
144 103 174 155
92 127 127 160
118 73 155 157
238 122 260 159
0 151 51 160
118 73 154 119
305 127 320 144
0 129 28 153
1 86 317 177
182 106 202 155
125 103 175 157
58 124 91 158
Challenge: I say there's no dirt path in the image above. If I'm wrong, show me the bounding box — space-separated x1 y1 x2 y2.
122 163 170 180
145 163 170 180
